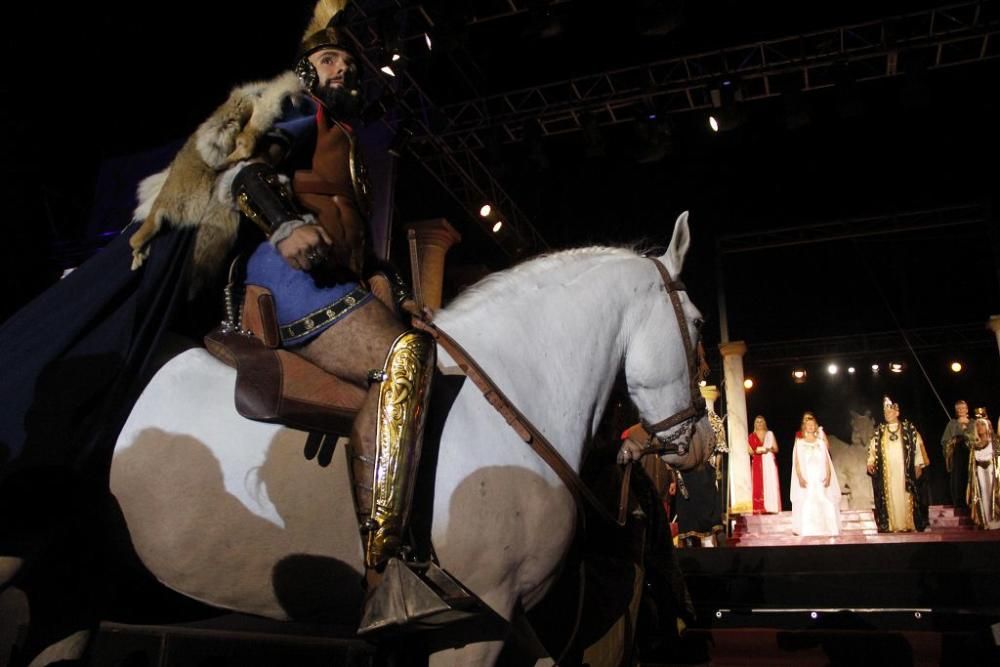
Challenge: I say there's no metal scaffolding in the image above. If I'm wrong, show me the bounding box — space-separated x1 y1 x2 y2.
744 322 993 367
435 1 1000 149
344 1 550 258
341 1 998 258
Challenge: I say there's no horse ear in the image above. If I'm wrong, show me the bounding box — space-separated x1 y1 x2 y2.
662 211 691 273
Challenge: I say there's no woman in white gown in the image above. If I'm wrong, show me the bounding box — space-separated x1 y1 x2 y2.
790 412 842 536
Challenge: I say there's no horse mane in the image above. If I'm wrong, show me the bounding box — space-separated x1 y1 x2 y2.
442 245 642 316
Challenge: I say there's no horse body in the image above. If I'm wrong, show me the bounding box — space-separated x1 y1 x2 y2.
108 214 703 665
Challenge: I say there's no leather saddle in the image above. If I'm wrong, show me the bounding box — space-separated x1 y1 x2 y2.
204 284 366 436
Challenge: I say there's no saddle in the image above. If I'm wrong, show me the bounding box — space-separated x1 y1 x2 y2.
204 283 367 435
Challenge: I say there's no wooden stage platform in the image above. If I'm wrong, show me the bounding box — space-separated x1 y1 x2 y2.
656 505 1000 665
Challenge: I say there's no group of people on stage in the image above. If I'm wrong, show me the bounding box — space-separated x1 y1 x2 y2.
941 400 1000 530
749 395 1000 537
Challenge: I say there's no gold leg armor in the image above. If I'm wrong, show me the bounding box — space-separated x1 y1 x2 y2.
364 329 435 569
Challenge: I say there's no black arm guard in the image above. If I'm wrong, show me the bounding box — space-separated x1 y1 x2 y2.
369 260 414 309
232 162 303 236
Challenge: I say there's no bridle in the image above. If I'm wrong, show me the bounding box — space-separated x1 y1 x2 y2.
637 257 707 455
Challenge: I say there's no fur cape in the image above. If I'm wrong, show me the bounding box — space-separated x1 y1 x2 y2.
129 70 304 293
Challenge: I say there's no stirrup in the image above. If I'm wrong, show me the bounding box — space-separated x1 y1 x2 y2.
358 558 488 636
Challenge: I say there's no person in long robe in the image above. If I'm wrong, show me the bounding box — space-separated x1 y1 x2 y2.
790 412 841 536
867 396 929 532
940 399 974 508
967 413 1000 529
749 415 782 514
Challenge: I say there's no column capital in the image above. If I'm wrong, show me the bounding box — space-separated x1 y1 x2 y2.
719 340 748 358
988 315 1000 334
405 218 462 250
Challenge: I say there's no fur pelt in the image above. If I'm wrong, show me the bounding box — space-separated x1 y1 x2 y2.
129 70 304 293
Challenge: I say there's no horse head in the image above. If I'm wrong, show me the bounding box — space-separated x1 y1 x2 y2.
623 212 704 452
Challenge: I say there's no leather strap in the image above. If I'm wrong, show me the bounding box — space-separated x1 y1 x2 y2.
640 258 705 436
412 318 625 527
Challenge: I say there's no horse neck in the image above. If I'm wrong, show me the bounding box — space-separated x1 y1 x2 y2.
437 260 631 468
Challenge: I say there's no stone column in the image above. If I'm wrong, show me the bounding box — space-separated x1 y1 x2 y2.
404 218 462 310
720 340 751 515
989 315 1000 359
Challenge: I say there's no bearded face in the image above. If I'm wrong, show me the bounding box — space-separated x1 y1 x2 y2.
306 47 362 116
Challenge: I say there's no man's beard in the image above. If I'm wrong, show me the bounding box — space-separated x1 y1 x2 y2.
315 83 362 118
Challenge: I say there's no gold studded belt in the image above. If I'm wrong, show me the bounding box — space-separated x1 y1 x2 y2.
280 286 371 343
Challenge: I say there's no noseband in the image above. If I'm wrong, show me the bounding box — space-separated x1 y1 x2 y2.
638 257 706 455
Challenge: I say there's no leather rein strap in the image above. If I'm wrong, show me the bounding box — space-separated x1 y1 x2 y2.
640 258 705 438
412 317 624 527
411 256 702 528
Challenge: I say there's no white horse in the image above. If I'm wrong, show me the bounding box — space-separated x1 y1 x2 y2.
100 212 706 666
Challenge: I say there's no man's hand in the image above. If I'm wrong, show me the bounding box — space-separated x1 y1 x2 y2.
867 463 875 475
618 438 646 464
276 225 333 271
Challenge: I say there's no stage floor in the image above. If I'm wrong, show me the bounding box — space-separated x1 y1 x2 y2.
671 509 1000 665
729 504 1000 546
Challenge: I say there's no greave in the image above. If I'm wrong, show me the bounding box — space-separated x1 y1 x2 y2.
362 330 435 569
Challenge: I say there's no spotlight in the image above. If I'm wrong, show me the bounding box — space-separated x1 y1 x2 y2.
792 369 807 384
391 52 401 62
424 33 433 51
380 65 396 77
871 364 880 374
492 220 503 233
950 361 963 373
827 364 839 375
479 204 493 218
847 366 856 374
709 115 720 132
743 378 754 390
890 362 904 373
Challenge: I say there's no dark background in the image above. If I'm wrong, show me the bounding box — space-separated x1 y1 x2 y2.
3 1 999 502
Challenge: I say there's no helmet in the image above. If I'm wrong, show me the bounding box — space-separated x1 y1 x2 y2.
295 25 359 94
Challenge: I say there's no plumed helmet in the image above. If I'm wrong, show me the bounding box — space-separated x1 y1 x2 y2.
295 1 359 95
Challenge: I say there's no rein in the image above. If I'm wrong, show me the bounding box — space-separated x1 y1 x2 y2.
639 258 706 448
411 256 703 528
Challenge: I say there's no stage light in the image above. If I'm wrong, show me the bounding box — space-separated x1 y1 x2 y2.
424 33 433 51
810 611 819 619
380 65 396 77
792 369 807 384
744 378 754 390
871 364 880 374
827 363 838 375
709 115 720 132
492 220 503 233
890 362 904 373
391 52 401 62
479 204 493 217
847 366 856 374
950 361 963 373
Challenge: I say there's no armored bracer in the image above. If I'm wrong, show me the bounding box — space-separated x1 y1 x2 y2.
232 162 310 243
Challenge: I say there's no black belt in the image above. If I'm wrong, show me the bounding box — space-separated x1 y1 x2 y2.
280 286 371 344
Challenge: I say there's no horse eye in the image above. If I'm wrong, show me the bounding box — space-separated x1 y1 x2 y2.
693 317 704 331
